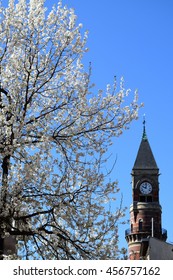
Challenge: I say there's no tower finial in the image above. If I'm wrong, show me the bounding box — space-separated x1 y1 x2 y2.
142 114 147 140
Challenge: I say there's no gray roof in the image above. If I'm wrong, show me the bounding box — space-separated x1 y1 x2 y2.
133 131 158 170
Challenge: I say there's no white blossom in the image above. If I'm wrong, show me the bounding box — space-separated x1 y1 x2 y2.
0 0 142 260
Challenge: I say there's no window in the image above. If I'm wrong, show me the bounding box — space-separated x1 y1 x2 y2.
131 223 133 233
139 219 143 231
139 195 152 202
147 196 153 202
139 196 146 202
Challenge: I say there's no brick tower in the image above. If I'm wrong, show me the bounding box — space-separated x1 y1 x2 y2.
125 122 167 259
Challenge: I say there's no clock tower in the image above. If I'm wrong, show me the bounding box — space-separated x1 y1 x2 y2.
125 122 167 260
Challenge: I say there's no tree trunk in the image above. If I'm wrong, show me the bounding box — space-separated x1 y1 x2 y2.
0 155 11 259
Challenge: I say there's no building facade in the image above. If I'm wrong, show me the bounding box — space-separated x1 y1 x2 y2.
125 123 167 260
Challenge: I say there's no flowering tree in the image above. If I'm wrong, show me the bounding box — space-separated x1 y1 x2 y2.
0 0 140 260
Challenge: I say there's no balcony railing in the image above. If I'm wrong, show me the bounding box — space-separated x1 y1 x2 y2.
125 228 167 238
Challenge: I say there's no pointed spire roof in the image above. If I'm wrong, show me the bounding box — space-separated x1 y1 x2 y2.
133 118 158 170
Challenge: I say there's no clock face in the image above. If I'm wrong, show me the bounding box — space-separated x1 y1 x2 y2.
140 182 152 194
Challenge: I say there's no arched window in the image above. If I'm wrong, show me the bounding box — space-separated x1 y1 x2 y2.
131 223 133 233
139 219 143 231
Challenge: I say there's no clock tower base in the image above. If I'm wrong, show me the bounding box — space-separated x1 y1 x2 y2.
125 202 167 259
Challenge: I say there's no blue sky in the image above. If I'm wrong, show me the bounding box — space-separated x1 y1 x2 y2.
59 0 173 249
2 0 173 251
